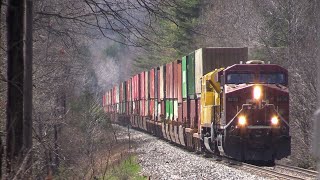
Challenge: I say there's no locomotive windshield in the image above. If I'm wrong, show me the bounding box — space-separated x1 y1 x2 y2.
227 72 286 84
259 73 286 84
227 73 255 84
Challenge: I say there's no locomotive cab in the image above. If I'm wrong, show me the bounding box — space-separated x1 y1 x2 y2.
201 60 291 163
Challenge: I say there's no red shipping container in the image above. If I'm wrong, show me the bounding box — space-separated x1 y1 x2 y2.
109 91 111 105
149 99 154 119
150 69 155 99
178 103 183 122
132 76 135 100
144 99 149 116
136 101 140 115
108 91 111 105
157 69 161 100
133 76 136 100
136 75 139 100
113 86 116 104
155 68 158 99
120 83 123 102
106 93 108 105
161 100 166 118
126 79 130 102
166 62 173 99
145 71 149 99
176 60 182 103
183 100 189 125
139 100 144 116
140 72 145 100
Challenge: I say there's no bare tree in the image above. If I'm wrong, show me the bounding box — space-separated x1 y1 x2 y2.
6 0 25 178
23 0 34 177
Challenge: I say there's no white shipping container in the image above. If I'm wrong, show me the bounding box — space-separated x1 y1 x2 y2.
159 66 165 100
174 100 178 121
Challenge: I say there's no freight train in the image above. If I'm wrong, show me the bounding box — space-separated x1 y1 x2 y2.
102 47 291 163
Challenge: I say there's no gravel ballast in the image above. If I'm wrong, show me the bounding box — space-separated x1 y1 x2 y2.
117 126 269 180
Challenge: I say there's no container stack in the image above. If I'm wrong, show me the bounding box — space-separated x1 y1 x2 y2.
103 47 249 145
165 62 173 121
126 78 131 116
159 65 166 120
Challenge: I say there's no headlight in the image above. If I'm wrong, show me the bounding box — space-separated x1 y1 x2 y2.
253 86 262 100
238 116 247 126
271 116 279 125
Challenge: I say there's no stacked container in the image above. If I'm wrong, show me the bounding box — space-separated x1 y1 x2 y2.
149 69 156 120
159 65 166 120
144 71 149 117
103 47 248 133
165 62 173 120
126 78 131 115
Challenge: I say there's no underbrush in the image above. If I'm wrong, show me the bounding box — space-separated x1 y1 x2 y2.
103 155 147 180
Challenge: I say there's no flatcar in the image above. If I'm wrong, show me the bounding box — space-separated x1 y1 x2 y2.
102 47 291 163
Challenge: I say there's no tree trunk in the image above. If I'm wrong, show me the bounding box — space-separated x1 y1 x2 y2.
0 0 3 178
6 0 25 178
23 0 33 177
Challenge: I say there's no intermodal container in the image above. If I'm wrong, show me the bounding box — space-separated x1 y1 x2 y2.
133 75 139 100
145 71 149 99
166 100 170 119
173 100 178 121
120 83 123 102
158 102 161 121
154 100 158 120
108 91 110 105
183 100 189 125
197 99 200 129
144 99 149 116
190 99 198 129
150 69 155 99
157 68 160 100
194 47 248 94
166 100 174 120
149 99 154 119
127 79 131 102
122 102 126 114
124 82 127 102
104 92 107 106
135 75 138 100
113 86 116 104
187 52 196 99
154 68 158 99
109 90 112 105
178 103 183 122
173 60 182 102
159 65 166 100
131 77 135 101
182 56 187 99
161 100 165 119
132 101 136 114
117 85 120 103
170 100 174 120
166 63 173 99
112 87 115 104
140 72 145 100
140 100 145 116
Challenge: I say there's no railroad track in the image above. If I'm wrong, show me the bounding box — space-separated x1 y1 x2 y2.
124 124 319 179
274 164 318 179
240 162 318 180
